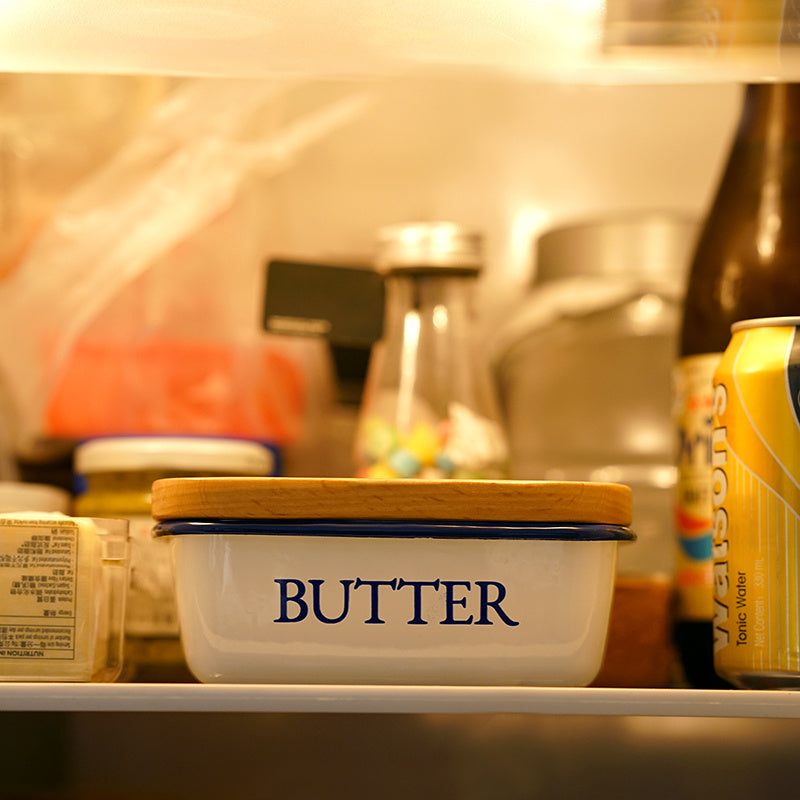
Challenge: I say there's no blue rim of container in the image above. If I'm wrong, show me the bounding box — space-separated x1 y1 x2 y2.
153 519 636 541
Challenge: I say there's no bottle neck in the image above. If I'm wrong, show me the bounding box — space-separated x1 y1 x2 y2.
738 84 800 142
679 83 800 357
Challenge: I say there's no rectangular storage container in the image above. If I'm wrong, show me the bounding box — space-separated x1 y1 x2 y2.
0 514 129 681
152 477 633 686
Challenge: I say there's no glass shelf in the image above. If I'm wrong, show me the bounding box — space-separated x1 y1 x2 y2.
2 683 800 717
2 0 800 83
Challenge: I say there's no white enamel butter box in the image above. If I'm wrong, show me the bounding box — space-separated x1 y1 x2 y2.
151 477 633 686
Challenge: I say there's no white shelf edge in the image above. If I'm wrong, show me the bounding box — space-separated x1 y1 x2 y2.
2 684 800 717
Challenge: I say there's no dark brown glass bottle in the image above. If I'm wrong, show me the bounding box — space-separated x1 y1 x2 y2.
675 83 800 688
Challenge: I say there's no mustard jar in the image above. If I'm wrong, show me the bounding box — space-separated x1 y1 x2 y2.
73 435 275 681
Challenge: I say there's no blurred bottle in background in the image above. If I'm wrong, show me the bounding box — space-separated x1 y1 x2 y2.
495 212 697 687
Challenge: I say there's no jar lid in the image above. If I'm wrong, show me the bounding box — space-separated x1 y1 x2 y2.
0 482 71 513
151 477 632 526
535 212 697 285
74 436 275 476
376 222 483 273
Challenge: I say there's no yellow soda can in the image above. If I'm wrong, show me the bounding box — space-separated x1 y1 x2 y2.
712 317 800 688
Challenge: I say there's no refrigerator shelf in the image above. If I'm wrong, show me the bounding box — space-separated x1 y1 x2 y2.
1 683 800 717
2 1 800 83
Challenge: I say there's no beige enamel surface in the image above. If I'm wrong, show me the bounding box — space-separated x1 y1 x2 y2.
150 477 632 526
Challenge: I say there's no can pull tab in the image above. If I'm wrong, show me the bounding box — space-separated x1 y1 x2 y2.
263 259 386 405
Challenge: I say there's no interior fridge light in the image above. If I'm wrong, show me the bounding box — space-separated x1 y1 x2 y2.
0 2 798 84
0 0 608 80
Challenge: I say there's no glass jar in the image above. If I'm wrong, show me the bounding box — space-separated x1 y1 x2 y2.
73 435 275 681
355 222 508 480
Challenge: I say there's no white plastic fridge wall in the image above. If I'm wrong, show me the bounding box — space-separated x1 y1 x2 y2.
1 77 742 312
251 78 741 327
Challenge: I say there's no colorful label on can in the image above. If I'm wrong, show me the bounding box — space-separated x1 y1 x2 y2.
712 322 800 683
674 353 722 621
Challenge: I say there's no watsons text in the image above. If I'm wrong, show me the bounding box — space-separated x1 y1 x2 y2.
711 382 730 653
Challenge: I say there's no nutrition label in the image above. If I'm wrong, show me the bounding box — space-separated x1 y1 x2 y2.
0 519 81 661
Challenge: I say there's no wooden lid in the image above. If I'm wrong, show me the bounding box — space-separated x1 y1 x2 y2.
151 477 632 526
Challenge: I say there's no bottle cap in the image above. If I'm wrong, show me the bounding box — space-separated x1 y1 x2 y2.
535 212 697 285
0 482 70 513
376 222 483 273
74 436 275 476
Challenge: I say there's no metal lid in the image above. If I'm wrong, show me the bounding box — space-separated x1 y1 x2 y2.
376 222 483 273
535 212 697 285
74 436 274 476
150 477 632 525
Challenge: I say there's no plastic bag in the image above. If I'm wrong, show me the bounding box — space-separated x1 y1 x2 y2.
0 78 370 451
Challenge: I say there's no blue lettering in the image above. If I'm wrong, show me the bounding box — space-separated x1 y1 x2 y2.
396 579 440 624
273 577 520 627
354 578 397 624
475 580 519 626
310 579 354 624
274 579 308 622
441 581 473 625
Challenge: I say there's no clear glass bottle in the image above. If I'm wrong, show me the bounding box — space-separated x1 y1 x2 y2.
355 222 508 480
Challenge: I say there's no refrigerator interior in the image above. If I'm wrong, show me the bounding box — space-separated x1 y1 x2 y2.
1 3 799 798
0 75 741 476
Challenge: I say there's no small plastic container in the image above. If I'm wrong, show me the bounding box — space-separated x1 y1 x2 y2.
0 514 129 682
152 477 633 686
74 436 276 681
